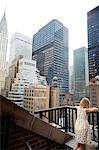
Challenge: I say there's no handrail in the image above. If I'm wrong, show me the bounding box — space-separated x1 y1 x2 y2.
34 106 99 149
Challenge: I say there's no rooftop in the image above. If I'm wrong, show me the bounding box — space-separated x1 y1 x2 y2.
0 95 99 150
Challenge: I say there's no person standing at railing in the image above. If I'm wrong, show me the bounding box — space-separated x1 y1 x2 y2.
74 97 98 150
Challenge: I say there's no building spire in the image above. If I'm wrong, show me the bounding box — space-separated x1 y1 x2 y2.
4 10 6 17
0 8 8 37
4 3 7 16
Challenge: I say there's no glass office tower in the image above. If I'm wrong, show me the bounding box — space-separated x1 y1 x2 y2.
87 6 99 80
73 47 89 101
32 19 69 100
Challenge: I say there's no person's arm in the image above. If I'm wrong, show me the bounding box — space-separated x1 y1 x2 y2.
85 107 98 113
75 106 79 109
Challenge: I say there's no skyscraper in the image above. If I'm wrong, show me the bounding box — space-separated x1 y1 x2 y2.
32 19 69 100
69 66 74 93
9 32 32 66
8 58 47 106
0 12 8 94
73 47 89 101
87 6 99 80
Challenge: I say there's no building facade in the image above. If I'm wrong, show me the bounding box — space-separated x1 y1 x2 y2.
73 47 89 101
50 87 59 108
8 58 47 106
23 85 49 114
0 12 8 94
49 76 60 108
89 76 99 108
23 78 60 114
9 32 32 66
87 6 99 80
69 66 74 93
32 19 69 100
60 92 74 106
2 55 23 97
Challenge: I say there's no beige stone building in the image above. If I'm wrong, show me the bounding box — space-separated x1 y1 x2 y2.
23 85 49 114
89 76 99 108
50 87 59 108
60 92 74 106
23 84 60 114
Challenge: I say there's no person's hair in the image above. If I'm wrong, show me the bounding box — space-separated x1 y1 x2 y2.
80 97 90 108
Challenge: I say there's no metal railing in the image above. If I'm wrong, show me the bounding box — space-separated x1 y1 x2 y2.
34 106 99 149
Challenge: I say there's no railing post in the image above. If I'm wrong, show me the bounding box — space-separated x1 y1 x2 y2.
97 112 99 149
64 107 67 132
75 108 77 119
48 111 51 123
57 109 59 124
92 113 95 141
39 112 43 119
68 108 71 132
72 109 74 133
74 108 77 134
54 110 56 123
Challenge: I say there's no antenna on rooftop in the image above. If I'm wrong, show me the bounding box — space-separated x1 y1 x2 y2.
4 2 7 16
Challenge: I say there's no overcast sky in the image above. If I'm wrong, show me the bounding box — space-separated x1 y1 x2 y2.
0 0 99 65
